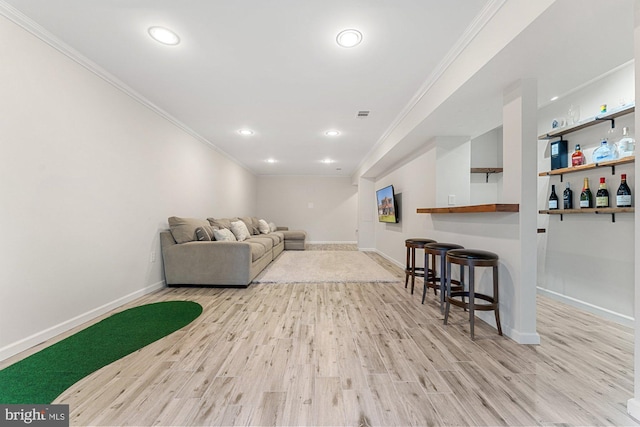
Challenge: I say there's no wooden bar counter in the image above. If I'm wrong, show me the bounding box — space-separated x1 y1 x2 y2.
417 203 519 214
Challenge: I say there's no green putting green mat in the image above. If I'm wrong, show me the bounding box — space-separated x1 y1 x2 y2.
0 300 203 404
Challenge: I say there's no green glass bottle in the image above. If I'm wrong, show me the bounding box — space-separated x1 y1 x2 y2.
580 177 593 208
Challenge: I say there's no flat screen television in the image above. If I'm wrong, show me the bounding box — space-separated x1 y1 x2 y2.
376 185 399 223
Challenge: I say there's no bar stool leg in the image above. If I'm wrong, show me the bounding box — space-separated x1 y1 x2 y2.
404 245 410 289
410 247 416 294
493 265 503 336
438 252 446 313
443 259 452 325
469 265 475 340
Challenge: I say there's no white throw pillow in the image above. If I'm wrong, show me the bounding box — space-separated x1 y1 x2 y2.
213 228 237 242
268 222 277 232
258 219 270 234
230 220 251 241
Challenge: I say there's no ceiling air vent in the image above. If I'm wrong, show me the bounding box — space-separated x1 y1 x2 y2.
356 110 370 118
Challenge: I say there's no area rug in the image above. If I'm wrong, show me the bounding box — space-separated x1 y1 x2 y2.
254 251 398 283
0 300 202 404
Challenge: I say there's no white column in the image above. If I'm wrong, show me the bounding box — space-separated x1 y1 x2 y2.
626 1 640 421
357 177 376 251
502 79 540 343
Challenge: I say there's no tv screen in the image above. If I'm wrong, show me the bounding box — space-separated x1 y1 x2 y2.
376 185 399 223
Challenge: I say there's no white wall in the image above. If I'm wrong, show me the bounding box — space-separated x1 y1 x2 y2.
537 62 635 325
470 127 503 204
256 176 357 243
435 137 471 207
0 16 257 360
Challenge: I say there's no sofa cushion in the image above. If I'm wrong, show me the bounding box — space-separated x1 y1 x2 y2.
268 222 277 232
230 220 251 241
168 216 211 244
195 225 216 241
281 230 307 241
246 236 274 251
213 228 237 242
258 219 270 234
259 233 281 245
207 217 236 230
240 216 259 235
247 242 267 262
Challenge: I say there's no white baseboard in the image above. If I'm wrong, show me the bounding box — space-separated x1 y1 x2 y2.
537 286 634 328
627 398 640 423
308 240 357 245
0 281 165 362
372 249 404 269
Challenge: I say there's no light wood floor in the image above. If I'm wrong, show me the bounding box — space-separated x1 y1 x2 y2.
4 247 638 426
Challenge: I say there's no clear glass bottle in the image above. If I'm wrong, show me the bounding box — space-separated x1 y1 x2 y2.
592 139 615 163
617 127 635 158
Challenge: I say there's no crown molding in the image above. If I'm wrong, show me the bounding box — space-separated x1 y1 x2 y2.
355 0 507 178
0 1 256 176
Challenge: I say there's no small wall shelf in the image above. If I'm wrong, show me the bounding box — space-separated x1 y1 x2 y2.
539 207 634 223
417 203 519 214
538 104 635 140
470 167 503 182
538 156 634 181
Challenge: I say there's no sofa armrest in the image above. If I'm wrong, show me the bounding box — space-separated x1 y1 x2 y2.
161 233 253 286
276 226 289 231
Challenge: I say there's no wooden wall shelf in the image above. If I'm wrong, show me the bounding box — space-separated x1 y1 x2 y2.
539 207 634 223
471 167 504 183
417 203 519 214
538 156 634 179
538 104 635 140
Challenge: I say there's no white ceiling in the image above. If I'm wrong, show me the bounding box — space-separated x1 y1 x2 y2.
0 0 635 177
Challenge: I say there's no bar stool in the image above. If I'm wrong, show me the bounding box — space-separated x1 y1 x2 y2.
422 242 464 312
443 249 502 340
404 238 436 295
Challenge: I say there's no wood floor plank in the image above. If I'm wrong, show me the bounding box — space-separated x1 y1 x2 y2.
26 245 635 426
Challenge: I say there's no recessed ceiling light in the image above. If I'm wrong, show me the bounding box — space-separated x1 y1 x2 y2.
550 96 559 101
325 130 340 137
148 26 180 45
336 29 362 48
321 159 335 164
238 129 254 136
265 158 277 164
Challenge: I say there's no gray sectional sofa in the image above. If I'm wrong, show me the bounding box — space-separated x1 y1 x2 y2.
160 216 306 287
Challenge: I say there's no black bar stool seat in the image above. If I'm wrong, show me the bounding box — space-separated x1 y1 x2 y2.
443 248 502 339
422 242 464 312
404 238 436 295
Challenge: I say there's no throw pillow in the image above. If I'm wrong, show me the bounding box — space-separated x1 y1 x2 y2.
268 222 277 232
195 225 215 241
212 228 237 242
258 219 270 234
240 217 259 235
207 217 236 230
168 216 211 244
230 220 251 241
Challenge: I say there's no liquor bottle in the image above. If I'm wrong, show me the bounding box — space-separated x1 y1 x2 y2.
617 127 635 158
616 173 632 207
592 139 615 163
595 177 609 208
548 185 559 210
580 177 593 208
571 144 585 166
563 182 573 209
